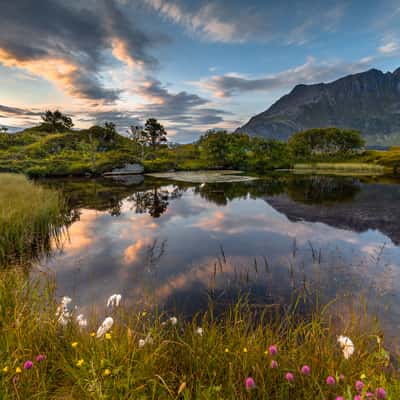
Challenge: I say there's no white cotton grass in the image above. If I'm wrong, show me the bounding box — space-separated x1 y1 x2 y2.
96 317 114 338
196 327 203 336
169 316 178 325
56 296 72 326
138 333 153 348
107 294 122 308
337 335 354 359
76 314 88 328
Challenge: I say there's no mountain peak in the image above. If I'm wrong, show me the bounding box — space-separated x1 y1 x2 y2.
236 67 400 146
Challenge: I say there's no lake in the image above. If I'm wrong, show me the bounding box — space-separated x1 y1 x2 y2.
35 173 400 348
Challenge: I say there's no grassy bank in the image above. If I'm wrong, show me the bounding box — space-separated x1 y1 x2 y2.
293 163 387 175
0 269 398 399
0 174 66 266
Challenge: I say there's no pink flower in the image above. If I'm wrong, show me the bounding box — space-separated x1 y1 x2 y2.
301 365 311 375
245 377 256 390
36 354 45 362
355 380 364 392
335 397 345 400
268 345 278 356
366 393 374 398
375 388 387 399
354 396 361 400
285 372 294 383
23 361 33 370
339 374 345 381
270 360 278 369
326 376 336 385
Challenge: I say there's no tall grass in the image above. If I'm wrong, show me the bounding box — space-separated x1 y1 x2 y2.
0 270 398 399
293 163 386 175
0 173 66 266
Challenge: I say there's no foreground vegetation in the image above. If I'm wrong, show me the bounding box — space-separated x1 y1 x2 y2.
0 269 398 399
1 111 399 177
0 174 66 266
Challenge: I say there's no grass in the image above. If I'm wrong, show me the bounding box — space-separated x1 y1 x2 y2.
293 163 387 175
0 269 399 399
0 174 66 266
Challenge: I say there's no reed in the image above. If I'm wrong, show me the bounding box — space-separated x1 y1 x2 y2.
0 173 66 266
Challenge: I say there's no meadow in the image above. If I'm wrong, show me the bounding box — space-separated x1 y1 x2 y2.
0 269 399 399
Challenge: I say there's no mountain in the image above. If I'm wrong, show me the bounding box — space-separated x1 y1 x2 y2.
236 68 400 145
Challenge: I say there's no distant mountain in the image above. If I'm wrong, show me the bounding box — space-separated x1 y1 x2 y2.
236 68 400 145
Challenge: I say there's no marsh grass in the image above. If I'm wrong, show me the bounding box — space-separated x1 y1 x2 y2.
0 270 399 399
293 163 386 174
0 174 66 266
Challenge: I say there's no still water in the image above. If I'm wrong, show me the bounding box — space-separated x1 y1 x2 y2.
36 174 400 347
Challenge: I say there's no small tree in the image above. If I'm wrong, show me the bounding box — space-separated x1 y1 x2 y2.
0 126 8 134
41 110 73 132
103 122 117 142
143 118 167 150
128 125 147 160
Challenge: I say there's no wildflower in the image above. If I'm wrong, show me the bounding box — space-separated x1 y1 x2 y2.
243 347 248 353
15 367 22 374
2 366 9 373
138 339 146 348
355 380 364 393
354 396 361 400
196 327 203 336
138 333 153 348
335 397 345 400
224 348 229 353
360 373 367 380
245 377 256 390
107 294 122 308
96 317 114 338
285 372 294 383
105 333 112 340
76 314 88 328
57 296 72 326
76 359 84 367
90 332 96 337
268 345 278 356
326 376 336 386
375 388 387 399
337 335 354 359
301 365 311 375
71 342 78 348
270 360 278 369
142 311 147 317
366 393 374 398
339 374 345 381
23 361 33 370
103 369 111 376
36 354 45 362
178 382 187 395
169 316 178 325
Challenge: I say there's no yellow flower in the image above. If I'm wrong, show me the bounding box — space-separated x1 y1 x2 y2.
142 311 147 317
90 332 96 337
15 367 22 374
103 368 111 376
264 350 268 355
105 333 112 340
2 366 9 373
224 348 229 353
243 347 248 353
76 359 84 367
360 373 367 380
71 342 78 348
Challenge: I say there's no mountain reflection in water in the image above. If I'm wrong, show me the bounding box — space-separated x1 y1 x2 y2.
36 174 400 347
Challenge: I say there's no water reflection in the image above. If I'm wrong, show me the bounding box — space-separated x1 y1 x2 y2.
36 174 400 347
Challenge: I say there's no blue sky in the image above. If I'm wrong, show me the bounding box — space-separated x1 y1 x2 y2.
0 0 399 141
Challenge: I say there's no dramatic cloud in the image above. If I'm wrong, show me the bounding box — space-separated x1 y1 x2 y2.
0 0 167 102
144 0 346 44
199 57 373 97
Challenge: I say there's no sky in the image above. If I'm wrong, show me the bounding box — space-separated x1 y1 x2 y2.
0 0 399 142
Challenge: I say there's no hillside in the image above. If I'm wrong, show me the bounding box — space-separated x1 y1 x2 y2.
0 126 140 177
236 68 400 146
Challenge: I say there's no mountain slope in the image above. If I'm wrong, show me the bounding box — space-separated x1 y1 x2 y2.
236 68 400 145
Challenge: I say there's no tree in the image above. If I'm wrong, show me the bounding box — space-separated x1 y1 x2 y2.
143 118 167 150
0 126 8 134
41 110 73 132
128 125 147 160
103 122 117 142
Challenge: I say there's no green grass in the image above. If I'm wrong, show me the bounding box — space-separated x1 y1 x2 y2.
293 163 387 175
0 174 66 266
0 269 398 399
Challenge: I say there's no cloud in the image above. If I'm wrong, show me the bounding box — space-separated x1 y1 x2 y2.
144 0 346 44
198 57 373 97
0 0 167 103
379 40 400 54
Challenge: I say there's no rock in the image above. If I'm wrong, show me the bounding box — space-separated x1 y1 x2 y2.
236 67 400 146
103 163 144 176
